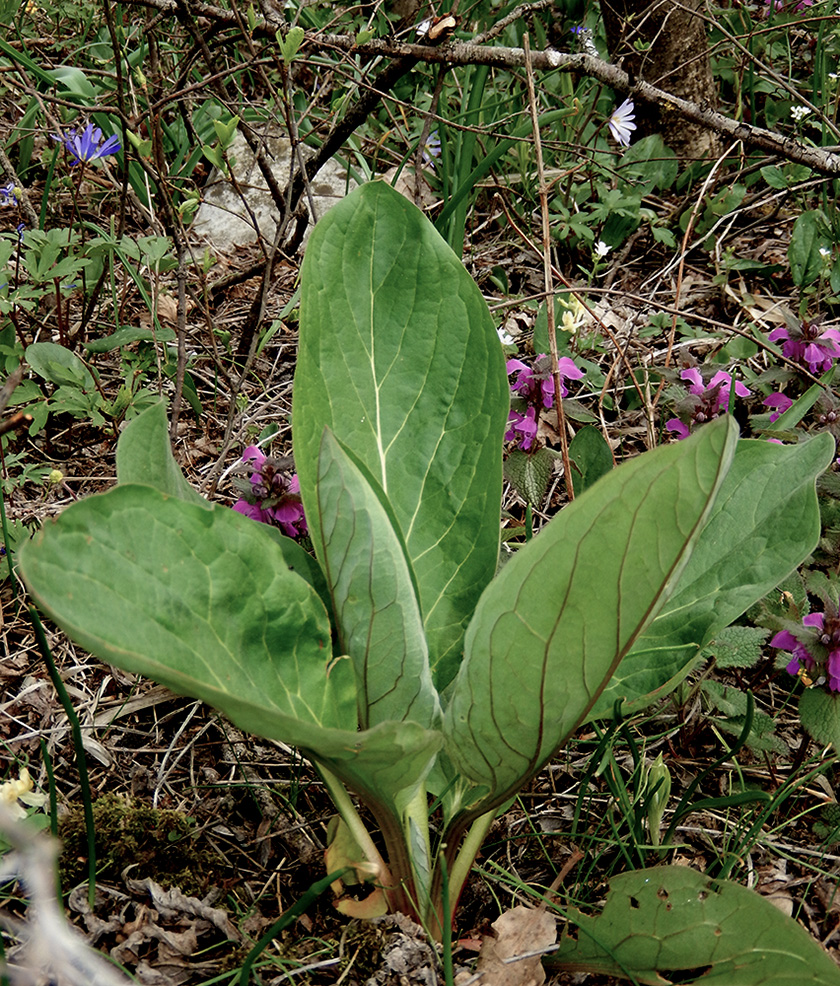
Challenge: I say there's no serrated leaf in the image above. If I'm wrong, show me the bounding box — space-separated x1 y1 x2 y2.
294 181 508 689
443 417 737 809
504 447 554 507
799 688 840 751
315 428 439 730
592 434 834 719
549 865 840 985
703 625 770 669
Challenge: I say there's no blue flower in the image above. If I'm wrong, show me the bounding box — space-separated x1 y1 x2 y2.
52 123 121 166
0 182 17 207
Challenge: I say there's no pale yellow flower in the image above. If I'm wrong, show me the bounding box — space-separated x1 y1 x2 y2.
0 769 34 819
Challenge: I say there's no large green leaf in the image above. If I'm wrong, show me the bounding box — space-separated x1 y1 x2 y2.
21 485 349 729
315 429 439 730
18 484 440 808
293 181 509 689
116 403 332 612
548 865 840 985
591 434 834 719
116 401 207 506
443 417 737 809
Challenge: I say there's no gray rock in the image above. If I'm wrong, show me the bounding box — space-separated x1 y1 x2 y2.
191 131 356 253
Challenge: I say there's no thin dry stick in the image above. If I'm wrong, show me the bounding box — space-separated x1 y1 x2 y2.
493 193 647 446
650 140 739 430
523 34 574 500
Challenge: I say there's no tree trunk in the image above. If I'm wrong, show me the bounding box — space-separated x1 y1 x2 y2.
601 0 721 162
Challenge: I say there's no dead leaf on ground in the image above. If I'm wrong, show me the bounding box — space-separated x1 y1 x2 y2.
469 905 556 986
123 876 240 940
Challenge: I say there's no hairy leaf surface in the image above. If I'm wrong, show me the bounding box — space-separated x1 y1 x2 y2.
294 181 508 689
444 418 737 808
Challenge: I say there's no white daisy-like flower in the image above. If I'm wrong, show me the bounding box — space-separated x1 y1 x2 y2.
791 105 812 122
820 246 832 258
608 99 636 147
594 240 612 259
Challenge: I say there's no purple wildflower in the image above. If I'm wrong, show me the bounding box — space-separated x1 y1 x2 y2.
665 418 690 440
772 611 840 691
768 319 840 375
681 368 752 405
765 0 812 12
505 355 584 451
232 445 307 538
0 182 17 207
666 368 752 439
763 392 793 422
422 132 441 166
51 123 121 166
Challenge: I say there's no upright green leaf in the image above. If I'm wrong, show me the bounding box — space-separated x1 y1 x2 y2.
444 418 737 809
548 865 840 985
116 401 207 506
315 429 440 730
591 434 834 719
789 209 830 288
568 425 614 495
294 181 508 689
18 484 440 811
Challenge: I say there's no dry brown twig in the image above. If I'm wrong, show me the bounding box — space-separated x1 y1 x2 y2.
113 0 840 177
522 34 574 499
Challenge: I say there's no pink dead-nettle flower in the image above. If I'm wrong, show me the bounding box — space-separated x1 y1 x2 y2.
232 445 307 538
768 320 840 375
763 392 794 422
772 610 840 692
505 355 585 451
666 368 752 440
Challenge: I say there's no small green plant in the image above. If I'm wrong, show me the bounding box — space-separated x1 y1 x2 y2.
18 185 838 981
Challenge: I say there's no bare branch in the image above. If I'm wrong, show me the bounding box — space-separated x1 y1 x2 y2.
121 0 840 175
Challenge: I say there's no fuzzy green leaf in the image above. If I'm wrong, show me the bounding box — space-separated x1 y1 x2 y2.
444 417 737 809
503 447 555 507
799 688 840 751
293 181 508 690
549 865 840 985
703 625 770 669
